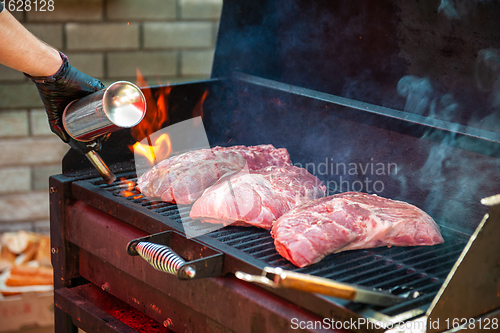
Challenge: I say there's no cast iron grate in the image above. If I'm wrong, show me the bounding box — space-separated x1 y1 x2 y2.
97 175 467 317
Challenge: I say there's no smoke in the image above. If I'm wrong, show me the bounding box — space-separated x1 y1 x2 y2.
429 93 460 120
395 61 499 232
475 49 500 107
467 48 500 131
414 133 500 232
438 0 495 19
438 0 461 19
208 0 500 235
397 76 434 116
397 47 500 129
397 75 459 121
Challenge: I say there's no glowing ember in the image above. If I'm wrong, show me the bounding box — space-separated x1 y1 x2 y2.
119 177 137 197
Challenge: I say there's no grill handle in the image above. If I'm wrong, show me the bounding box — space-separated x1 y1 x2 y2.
236 267 408 307
275 269 356 300
126 230 224 280
128 241 196 279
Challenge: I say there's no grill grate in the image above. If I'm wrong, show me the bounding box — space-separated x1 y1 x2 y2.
97 175 467 317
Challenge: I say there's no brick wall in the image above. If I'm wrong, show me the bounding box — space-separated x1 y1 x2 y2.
0 0 223 233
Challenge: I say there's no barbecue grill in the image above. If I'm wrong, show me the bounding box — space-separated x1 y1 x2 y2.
50 1 500 332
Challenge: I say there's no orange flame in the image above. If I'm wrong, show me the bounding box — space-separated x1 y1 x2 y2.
129 69 172 165
119 177 137 197
131 69 171 141
192 90 209 119
128 69 209 167
191 90 208 128
131 133 172 165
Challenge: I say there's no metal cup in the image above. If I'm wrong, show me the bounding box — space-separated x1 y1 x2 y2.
63 81 146 142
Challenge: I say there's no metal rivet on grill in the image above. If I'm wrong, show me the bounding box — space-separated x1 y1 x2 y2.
50 187 57 193
51 247 59 254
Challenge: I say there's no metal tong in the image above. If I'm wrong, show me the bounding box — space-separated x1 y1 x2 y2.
236 267 410 307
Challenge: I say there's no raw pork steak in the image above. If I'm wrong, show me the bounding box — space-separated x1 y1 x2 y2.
190 165 326 230
136 145 291 204
271 192 444 267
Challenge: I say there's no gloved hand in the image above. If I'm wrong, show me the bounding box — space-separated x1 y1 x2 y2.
25 52 106 154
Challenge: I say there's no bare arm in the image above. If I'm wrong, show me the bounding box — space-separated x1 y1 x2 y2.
0 6 106 155
0 8 62 76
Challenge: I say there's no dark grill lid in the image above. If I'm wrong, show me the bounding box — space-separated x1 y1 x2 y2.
213 0 500 132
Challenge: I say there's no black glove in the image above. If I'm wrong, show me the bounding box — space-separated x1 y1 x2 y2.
25 52 106 154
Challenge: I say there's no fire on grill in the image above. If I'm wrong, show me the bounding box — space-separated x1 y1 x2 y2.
51 0 500 332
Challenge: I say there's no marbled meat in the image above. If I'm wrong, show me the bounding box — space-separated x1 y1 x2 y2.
190 165 326 230
136 145 291 204
271 192 444 267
